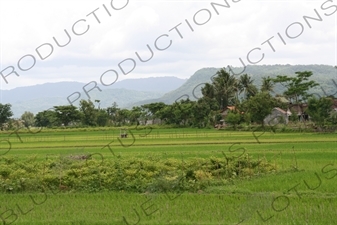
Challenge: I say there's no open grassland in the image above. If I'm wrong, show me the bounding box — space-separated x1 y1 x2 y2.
0 127 336 224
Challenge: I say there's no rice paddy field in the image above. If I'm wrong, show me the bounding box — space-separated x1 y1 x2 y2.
0 126 336 225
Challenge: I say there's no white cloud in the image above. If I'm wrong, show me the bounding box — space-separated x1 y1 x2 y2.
0 0 336 91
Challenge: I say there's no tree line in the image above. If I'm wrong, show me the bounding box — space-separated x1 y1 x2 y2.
1 68 336 130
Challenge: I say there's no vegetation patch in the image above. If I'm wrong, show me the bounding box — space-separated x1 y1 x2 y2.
0 154 276 193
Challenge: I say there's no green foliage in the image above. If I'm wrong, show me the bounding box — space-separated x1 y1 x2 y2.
142 102 166 121
289 109 299 122
191 98 218 128
306 97 333 126
128 106 143 125
212 68 238 109
79 100 98 126
225 111 241 130
34 110 58 127
30 69 325 130
243 112 252 125
242 92 282 126
272 71 319 103
157 99 195 126
96 109 110 127
0 155 275 193
329 111 337 125
238 74 258 100
260 76 274 93
0 126 336 224
115 108 131 126
20 111 35 127
0 103 13 130
201 83 215 99
54 105 82 126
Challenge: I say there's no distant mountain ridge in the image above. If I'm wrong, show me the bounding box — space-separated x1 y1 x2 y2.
1 77 186 117
2 64 336 117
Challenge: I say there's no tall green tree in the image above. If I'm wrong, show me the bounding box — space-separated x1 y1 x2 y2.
212 68 238 110
201 83 215 99
272 71 319 121
260 76 274 93
21 111 35 127
172 99 195 126
115 109 130 126
155 99 195 126
54 105 82 126
272 71 319 103
192 97 218 127
306 97 333 126
0 103 13 130
96 109 110 127
35 110 58 127
129 106 144 125
107 102 120 126
242 92 282 126
238 74 257 99
142 102 166 123
156 105 173 125
79 100 98 126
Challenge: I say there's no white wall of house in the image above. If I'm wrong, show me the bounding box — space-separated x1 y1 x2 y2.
264 108 289 125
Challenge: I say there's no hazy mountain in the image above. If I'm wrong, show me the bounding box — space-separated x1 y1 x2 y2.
127 68 218 107
10 89 164 117
108 76 187 92
129 64 337 107
1 77 186 117
3 65 336 117
0 82 85 103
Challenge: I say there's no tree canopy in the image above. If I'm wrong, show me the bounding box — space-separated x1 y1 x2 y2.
0 103 13 129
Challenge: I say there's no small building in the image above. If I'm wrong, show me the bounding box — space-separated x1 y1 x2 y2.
264 107 291 125
221 106 242 118
288 103 309 121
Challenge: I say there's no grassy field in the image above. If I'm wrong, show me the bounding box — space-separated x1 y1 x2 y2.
0 126 336 224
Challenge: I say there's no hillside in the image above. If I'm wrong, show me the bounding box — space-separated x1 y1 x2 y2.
2 64 336 116
2 77 186 117
10 89 163 117
129 64 337 107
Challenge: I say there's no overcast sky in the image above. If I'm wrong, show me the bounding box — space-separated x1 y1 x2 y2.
0 0 336 90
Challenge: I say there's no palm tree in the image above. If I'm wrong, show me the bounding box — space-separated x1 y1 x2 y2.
238 74 257 99
201 83 215 99
212 68 238 110
261 76 274 93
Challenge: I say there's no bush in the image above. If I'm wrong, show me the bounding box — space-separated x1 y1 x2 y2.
0 155 277 193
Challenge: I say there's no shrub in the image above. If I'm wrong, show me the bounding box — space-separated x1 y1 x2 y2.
0 155 277 193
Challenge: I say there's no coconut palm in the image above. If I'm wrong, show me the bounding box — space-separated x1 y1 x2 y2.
201 83 215 99
238 74 257 99
212 68 238 110
261 76 274 93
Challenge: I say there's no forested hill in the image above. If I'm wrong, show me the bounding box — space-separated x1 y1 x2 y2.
129 64 336 107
